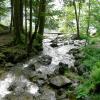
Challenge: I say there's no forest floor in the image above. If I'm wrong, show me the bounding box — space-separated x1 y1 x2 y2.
0 24 14 46
0 33 13 46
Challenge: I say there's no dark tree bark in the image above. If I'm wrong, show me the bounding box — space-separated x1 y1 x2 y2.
25 0 27 44
29 0 32 41
38 0 46 46
73 1 80 39
13 0 23 44
20 0 23 33
27 0 46 54
10 0 13 33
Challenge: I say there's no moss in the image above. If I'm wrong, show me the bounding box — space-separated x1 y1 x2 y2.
90 95 100 100
1 45 27 64
65 71 84 82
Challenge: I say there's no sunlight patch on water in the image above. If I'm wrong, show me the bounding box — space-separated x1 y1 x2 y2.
28 84 39 95
0 74 15 98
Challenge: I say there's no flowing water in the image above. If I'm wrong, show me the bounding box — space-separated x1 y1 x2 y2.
0 33 86 100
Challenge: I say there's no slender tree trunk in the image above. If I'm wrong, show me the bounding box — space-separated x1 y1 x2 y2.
73 1 80 39
27 20 39 54
27 0 46 54
29 0 32 41
25 0 27 44
20 0 23 33
10 0 13 33
86 0 91 36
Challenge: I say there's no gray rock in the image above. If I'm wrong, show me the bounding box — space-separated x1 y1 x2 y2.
38 55 52 65
71 34 78 40
8 82 17 91
5 62 14 68
5 92 33 100
64 41 68 45
50 43 58 47
50 75 71 88
25 63 35 71
59 62 68 74
68 40 74 44
74 60 81 67
37 87 56 100
77 64 87 75
74 53 85 60
69 48 80 55
50 38 58 47
37 79 45 86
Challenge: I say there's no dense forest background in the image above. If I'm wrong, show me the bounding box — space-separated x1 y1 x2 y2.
0 0 100 100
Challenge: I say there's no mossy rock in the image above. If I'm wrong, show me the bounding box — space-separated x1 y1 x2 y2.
2 47 27 63
0 53 6 65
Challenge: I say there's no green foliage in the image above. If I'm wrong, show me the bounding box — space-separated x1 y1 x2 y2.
90 94 100 100
0 0 7 16
76 59 100 99
81 46 100 70
76 80 93 99
91 62 100 84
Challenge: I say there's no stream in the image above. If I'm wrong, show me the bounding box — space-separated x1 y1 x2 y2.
0 33 86 100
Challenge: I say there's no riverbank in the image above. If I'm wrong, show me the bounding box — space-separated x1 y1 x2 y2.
0 30 100 100
0 32 87 100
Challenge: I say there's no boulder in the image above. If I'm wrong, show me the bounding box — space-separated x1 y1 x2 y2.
50 75 71 88
69 48 80 55
50 43 58 47
74 53 85 60
8 82 17 91
5 62 14 68
5 92 33 100
0 53 5 62
77 64 87 75
50 39 58 47
37 79 46 86
74 60 81 67
64 41 68 45
37 87 56 100
68 40 74 44
25 63 35 71
38 55 52 65
71 34 78 40
59 62 68 74
14 53 27 63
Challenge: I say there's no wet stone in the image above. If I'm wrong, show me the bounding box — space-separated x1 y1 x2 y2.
25 63 35 71
5 92 33 100
8 82 17 91
38 55 52 65
5 62 14 68
50 43 58 47
59 62 68 74
50 75 72 88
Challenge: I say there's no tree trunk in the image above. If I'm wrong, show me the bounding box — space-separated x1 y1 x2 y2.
29 0 32 41
73 1 80 39
86 0 91 36
13 0 22 44
38 0 46 46
25 0 27 44
10 0 13 33
20 0 23 33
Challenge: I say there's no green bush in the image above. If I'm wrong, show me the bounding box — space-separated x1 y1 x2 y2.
81 46 100 70
76 62 100 99
91 62 100 84
90 94 100 100
76 80 93 99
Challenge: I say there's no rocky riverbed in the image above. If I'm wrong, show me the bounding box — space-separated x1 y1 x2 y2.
0 33 86 100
